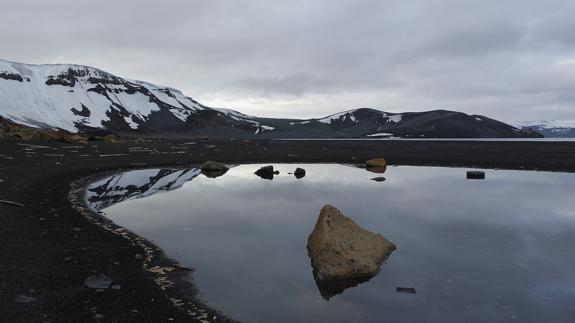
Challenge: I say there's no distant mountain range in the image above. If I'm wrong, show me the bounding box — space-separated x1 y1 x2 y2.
0 59 542 138
517 120 575 138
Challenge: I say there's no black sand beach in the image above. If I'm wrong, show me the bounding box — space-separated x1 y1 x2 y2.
1 138 574 322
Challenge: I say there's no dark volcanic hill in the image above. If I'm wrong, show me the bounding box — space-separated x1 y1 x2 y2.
0 59 541 138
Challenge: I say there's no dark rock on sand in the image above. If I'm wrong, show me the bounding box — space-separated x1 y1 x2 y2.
255 165 275 180
294 167 306 179
371 177 386 182
84 273 113 289
307 205 396 299
14 295 36 304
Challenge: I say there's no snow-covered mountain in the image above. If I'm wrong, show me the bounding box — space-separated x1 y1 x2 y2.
517 120 575 138
281 108 541 138
0 59 541 138
0 59 272 136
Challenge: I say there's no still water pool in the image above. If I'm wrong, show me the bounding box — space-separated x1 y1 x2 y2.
86 164 575 323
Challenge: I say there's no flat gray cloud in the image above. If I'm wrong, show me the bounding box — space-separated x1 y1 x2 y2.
1 0 574 122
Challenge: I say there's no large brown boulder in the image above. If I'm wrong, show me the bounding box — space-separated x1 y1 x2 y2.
307 205 396 299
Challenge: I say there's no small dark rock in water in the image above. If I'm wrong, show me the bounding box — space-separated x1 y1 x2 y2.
371 177 386 182
14 295 36 304
294 168 306 179
255 165 275 180
274 170 280 175
201 161 229 178
84 273 113 289
396 287 417 294
466 171 485 179
200 161 228 172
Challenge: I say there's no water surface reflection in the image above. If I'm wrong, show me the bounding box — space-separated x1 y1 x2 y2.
87 164 575 323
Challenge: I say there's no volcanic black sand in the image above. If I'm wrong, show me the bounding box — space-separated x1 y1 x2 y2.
1 138 574 322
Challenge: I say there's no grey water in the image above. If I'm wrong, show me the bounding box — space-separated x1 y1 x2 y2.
86 164 575 323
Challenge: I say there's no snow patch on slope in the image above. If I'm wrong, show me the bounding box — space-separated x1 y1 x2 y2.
254 125 275 134
317 110 358 124
388 114 402 123
0 59 207 132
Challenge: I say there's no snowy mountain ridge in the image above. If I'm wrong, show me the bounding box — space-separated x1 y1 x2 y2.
0 59 542 138
0 59 207 133
517 120 575 138
307 109 402 125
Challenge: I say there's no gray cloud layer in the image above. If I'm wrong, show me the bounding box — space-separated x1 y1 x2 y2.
2 0 575 122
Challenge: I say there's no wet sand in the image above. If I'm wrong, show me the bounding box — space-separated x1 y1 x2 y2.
1 138 574 322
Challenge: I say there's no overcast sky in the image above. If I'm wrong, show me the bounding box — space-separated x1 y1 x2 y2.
1 0 574 122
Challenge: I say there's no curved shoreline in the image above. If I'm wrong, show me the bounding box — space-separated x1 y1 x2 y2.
70 170 234 322
1 138 575 322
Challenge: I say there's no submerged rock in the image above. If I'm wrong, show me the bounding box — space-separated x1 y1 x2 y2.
255 165 275 180
294 167 306 179
370 177 386 182
366 158 387 168
307 205 396 299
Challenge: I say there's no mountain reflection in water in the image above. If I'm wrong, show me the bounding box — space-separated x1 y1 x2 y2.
86 164 575 323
